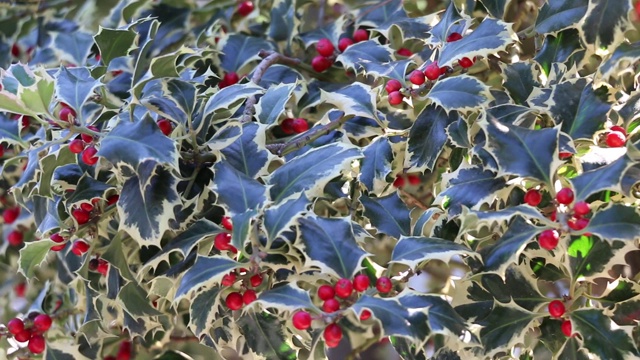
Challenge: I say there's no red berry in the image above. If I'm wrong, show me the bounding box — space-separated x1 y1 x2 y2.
33 314 52 332
243 289 257 305
561 320 572 337
28 334 46 354
548 300 565 318
89 258 99 271
353 274 370 292
214 233 232 251
157 119 172 136
385 79 402 93
334 278 353 299
14 282 26 297
338 37 354 52
610 125 627 136
573 201 590 216
392 174 405 188
97 259 109 275
107 195 119 205
80 202 94 213
223 72 240 86
397 48 413 57
311 55 332 72
376 277 392 293
353 29 368 43
439 66 450 75
409 70 426 85
292 118 309 133
424 63 440 81
11 43 20 57
59 106 76 122
116 341 132 360
221 272 236 286
250 274 263 287
72 208 91 225
316 38 335 57
7 230 23 246
317 285 335 300
221 216 233 231
606 131 626 147
7 318 25 335
50 244 66 251
388 91 403 106
322 298 340 313
556 188 574 205
459 57 474 68
559 151 573 159
3 207 20 224
636 0 640 18
446 32 463 42
323 323 343 344
237 1 254 16
524 189 542 207
14 329 31 342
69 139 85 154
71 240 90 256
538 229 559 250
407 174 421 185
292 311 312 330
359 309 372 321
281 118 295 134
567 217 589 231
226 292 243 310
81 146 99 165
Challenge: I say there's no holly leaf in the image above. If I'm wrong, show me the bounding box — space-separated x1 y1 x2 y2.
55 67 101 121
237 312 297 360
99 116 179 170
584 204 640 242
220 122 271 178
598 42 640 81
256 283 316 312
398 292 470 339
460 205 548 232
427 75 492 112
570 308 640 360
118 161 180 246
189 286 221 337
18 240 55 278
118 282 163 317
94 26 137 65
66 175 114 208
359 136 393 193
612 297 640 326
54 31 94 65
212 161 267 215
174 256 240 301
430 1 464 44
321 82 379 120
263 194 309 248
534 29 584 76
570 154 634 201
220 34 277 72
436 164 507 214
391 236 476 269
535 0 588 34
255 83 296 125
203 83 264 118
298 216 368 279
230 210 256 250
479 303 540 356
407 104 458 171
336 41 397 77
268 0 297 42
580 0 632 50
268 142 362 203
568 235 626 280
482 118 559 185
43 342 91 360
438 19 515 67
359 193 411 238
140 79 195 125
502 62 540 105
479 0 510 19
480 217 541 275
351 295 415 339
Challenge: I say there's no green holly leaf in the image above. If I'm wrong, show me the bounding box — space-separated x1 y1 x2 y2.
479 303 540 356
263 194 309 248
438 19 515 67
321 82 379 120
557 337 591 360
391 236 476 269
502 62 540 105
99 116 179 170
359 136 393 193
580 0 632 50
360 193 411 238
118 282 163 317
43 342 91 360
140 79 195 125
94 26 138 65
584 204 640 242
256 283 316 312
480 217 541 275
570 308 640 360
535 29 584 76
407 104 458 171
570 154 634 201
428 75 492 112
221 122 271 178
220 34 277 72
351 295 415 339
55 67 101 122
175 256 240 301
255 83 296 125
189 286 221 337
18 240 55 278
237 312 297 360
535 0 588 34
101 233 135 281
268 142 362 203
612 297 640 326
213 161 267 215
568 235 626 280
298 216 368 279
436 164 507 214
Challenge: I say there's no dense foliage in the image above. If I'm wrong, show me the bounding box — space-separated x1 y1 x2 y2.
0 0 639 359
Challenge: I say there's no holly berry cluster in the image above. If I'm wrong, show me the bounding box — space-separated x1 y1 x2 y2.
311 29 369 73
392 173 421 188
547 299 573 337
280 117 309 135
604 125 628 148
236 1 254 17
4 313 53 354
3 205 24 247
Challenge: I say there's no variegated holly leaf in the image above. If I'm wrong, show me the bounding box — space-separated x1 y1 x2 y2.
101 233 135 281
54 31 94 65
2 66 55 117
94 26 138 65
99 116 179 170
482 118 559 185
438 19 515 67
412 208 442 236
55 67 101 121
479 303 540 356
269 0 297 42
598 42 640 81
298 15 348 46
398 292 471 340
460 205 549 232
570 308 640 359
219 34 277 72
568 235 626 280
203 83 264 119
118 282 163 317
212 161 267 215
221 122 271 178
321 83 379 120
256 283 316 312
140 79 195 124
612 297 640 326
570 154 635 201
206 122 242 151
391 236 476 269
534 29 584 76
375 4 432 41
65 175 115 208
479 0 510 19
359 136 393 193
480 217 542 275
436 164 507 214
44 342 91 360
189 286 221 337
118 160 180 246
255 83 296 125
175 256 240 301
18 240 55 278
502 62 539 105
535 0 588 34
427 75 492 112
237 312 297 360
230 210 256 250
298 216 368 279
351 295 416 340
430 1 465 44
268 142 363 203
256 65 303 88
407 104 458 171
584 204 640 242
580 0 632 51
360 193 411 238
336 40 391 74
263 194 309 248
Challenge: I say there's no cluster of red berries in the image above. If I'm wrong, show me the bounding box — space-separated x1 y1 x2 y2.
157 118 173 136
219 72 240 89
69 125 100 165
104 340 133 360
237 1 254 17
392 173 421 188
548 300 573 337
223 270 262 310
214 216 237 254
5 313 53 354
89 257 109 275
291 275 393 348
311 29 368 73
605 125 627 148
280 118 309 135
3 206 23 246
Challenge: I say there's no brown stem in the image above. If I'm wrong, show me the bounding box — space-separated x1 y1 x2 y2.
398 189 429 210
267 113 350 156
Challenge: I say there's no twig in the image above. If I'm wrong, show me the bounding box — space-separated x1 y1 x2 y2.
398 188 429 210
240 50 301 123
267 113 350 156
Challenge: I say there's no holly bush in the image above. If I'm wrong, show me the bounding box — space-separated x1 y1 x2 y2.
1 0 640 359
